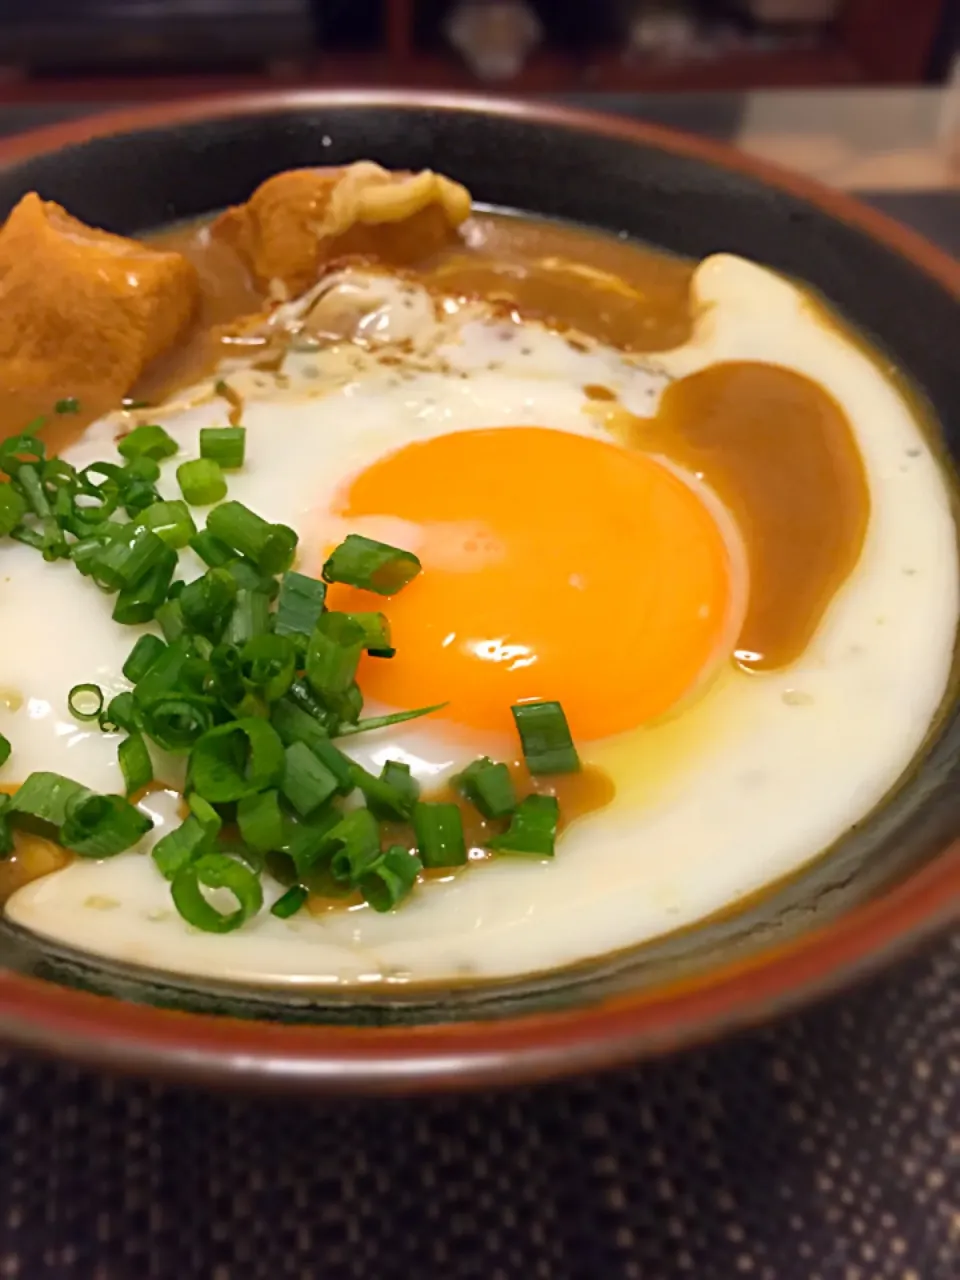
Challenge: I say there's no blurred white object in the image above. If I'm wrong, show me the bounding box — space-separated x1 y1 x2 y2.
626 2 699 58
445 0 543 81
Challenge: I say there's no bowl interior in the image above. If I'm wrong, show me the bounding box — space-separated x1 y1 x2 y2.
1 99 959 1030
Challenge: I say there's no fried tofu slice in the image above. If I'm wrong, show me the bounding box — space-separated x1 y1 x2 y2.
0 193 199 419
213 162 472 296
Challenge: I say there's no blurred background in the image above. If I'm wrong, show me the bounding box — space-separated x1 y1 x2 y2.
0 0 955 102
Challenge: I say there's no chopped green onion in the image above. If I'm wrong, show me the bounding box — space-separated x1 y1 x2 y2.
322 534 421 597
286 678 338 732
100 691 138 734
132 638 191 705
453 757 517 820
0 433 44 479
122 456 162 485
240 634 295 703
118 734 153 795
352 760 420 822
151 813 210 879
413 802 466 868
274 571 326 640
206 502 297 575
123 482 161 517
0 732 10 769
343 612 392 654
179 567 238 640
189 529 234 568
60 791 152 858
208 642 245 708
138 500 197 549
140 695 216 754
280 742 339 818
171 852 263 933
71 532 112 577
0 797 13 858
187 793 222 837
188 718 285 803
122 635 166 684
334 702 448 738
67 683 104 722
333 681 364 727
112 546 177 625
223 587 271 647
92 526 169 592
269 700 355 794
225 556 278 598
358 846 422 913
270 884 308 918
177 458 227 507
9 772 90 831
306 612 366 701
55 397 80 414
237 788 284 853
488 794 559 858
0 485 27 537
16 464 50 517
327 809 381 883
154 598 187 643
281 808 341 878
117 424 178 461
512 701 580 775
200 427 246 470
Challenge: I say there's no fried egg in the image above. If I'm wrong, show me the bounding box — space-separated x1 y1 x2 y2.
2 255 956 987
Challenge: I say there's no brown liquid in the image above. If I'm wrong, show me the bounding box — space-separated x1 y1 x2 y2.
644 362 870 670
307 761 615 914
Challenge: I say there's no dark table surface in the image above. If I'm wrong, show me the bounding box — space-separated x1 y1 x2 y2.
0 97 958 1280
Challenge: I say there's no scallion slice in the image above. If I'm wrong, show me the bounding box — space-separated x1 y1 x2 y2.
67 683 104 722
223 587 271 647
9 772 90 830
0 796 13 858
138 500 197 549
269 700 355 795
0 732 10 769
511 701 580 775
306 612 366 701
55 397 80 414
281 808 341 878
151 813 210 879
206 501 298 575
140 695 216 754
352 760 420 822
179 567 238 640
280 742 339 818
334 703 448 738
132 638 192 706
358 846 422 913
343 612 392 654
189 529 234 568
240 635 295 703
237 788 284 853
100 691 138 734
118 733 153 795
117 424 178 462
413 802 466 869
122 635 166 684
60 791 152 858
452 757 517 820
327 809 381 883
200 427 246 470
170 852 263 933
91 526 169 592
488 794 559 858
270 884 308 919
274 571 326 640
0 433 44 479
112 546 177 625
322 533 421 597
177 458 227 507
0 485 27 537
187 718 285 803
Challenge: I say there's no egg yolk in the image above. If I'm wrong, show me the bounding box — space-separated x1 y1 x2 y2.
325 427 739 741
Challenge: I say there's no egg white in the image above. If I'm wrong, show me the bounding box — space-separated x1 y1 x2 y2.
2 255 956 986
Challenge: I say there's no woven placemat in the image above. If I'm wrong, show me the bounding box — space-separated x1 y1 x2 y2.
0 928 956 1279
